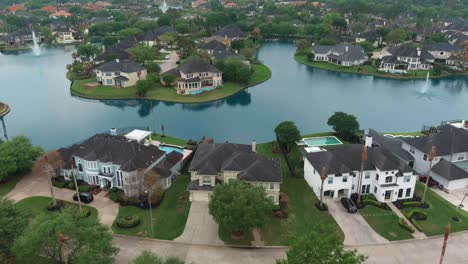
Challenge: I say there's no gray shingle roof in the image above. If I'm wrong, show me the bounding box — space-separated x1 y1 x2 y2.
214 24 247 39
424 42 462 52
367 129 414 162
189 143 281 183
387 44 419 57
432 159 468 181
311 44 367 62
95 59 144 73
202 39 227 50
177 59 221 74
139 26 174 41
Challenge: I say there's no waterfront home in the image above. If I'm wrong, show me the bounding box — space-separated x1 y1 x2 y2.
138 26 174 48
311 44 368 66
304 140 417 203
8 28 41 46
366 129 415 167
380 43 432 73
423 42 463 66
162 59 222 95
52 26 77 44
402 123 468 191
205 24 247 46
188 142 282 204
94 59 147 88
58 133 183 197
200 40 227 54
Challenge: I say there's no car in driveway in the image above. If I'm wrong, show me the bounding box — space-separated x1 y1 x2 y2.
73 192 94 203
419 175 439 188
341 197 358 213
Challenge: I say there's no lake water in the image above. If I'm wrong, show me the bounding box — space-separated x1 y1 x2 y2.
1 41 468 150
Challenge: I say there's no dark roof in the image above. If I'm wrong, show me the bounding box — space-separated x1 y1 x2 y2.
382 55 409 65
311 44 367 62
432 159 468 181
189 143 281 183
107 37 138 52
367 129 414 162
202 39 227 51
305 144 413 176
356 31 381 41
424 42 462 53
177 59 221 74
214 24 247 39
139 26 174 41
213 49 245 61
58 134 166 172
151 151 183 178
114 75 129 81
94 49 130 62
403 124 468 156
95 59 144 73
387 44 419 58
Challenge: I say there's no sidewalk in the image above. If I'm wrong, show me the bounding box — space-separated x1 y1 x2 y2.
385 202 426 239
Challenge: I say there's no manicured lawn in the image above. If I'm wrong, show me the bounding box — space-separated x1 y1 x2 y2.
382 131 425 137
112 174 191 240
151 134 189 146
219 226 254 246
257 142 344 245
402 182 468 236
70 64 271 103
15 196 98 220
0 172 26 197
360 205 413 241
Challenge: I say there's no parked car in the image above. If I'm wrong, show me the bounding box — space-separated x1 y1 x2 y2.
73 192 94 203
419 175 438 188
340 197 358 213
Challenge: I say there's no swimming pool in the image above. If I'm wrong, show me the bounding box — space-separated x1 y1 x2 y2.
159 145 185 154
301 136 342 147
189 87 215 95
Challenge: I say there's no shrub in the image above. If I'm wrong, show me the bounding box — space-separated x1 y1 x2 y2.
46 200 65 211
187 139 197 146
398 218 415 233
120 196 142 206
116 216 141 228
109 187 120 194
80 207 91 218
51 178 66 188
109 191 122 203
362 199 381 208
402 201 422 208
411 218 423 232
78 185 92 193
362 193 377 201
67 181 76 190
406 209 428 221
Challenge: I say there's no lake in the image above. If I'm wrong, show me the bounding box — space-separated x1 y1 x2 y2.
1 41 467 150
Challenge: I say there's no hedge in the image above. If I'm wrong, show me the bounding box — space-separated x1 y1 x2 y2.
406 209 428 221
402 201 422 208
363 199 382 208
362 193 377 201
51 179 67 188
80 207 91 218
78 185 93 193
411 218 424 232
398 218 415 233
116 216 141 228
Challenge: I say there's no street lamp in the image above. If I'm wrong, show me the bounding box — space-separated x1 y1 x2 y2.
458 193 468 210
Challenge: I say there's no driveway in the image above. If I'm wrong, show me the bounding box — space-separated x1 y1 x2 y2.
327 199 388 246
6 171 119 226
433 188 468 212
160 50 179 73
175 201 224 245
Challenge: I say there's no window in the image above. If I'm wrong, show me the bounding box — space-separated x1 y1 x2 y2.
403 176 411 183
105 72 112 76
114 72 120 76
364 172 371 179
376 174 379 181
423 154 428 161
458 153 465 161
78 163 83 172
106 79 113 85
342 176 348 183
374 186 377 193
398 189 403 198
385 176 392 183
269 183 275 190
202 176 212 185
409 147 415 154
327 177 333 184
406 188 411 197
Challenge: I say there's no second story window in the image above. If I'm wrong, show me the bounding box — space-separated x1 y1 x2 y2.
376 174 379 181
269 183 275 190
342 176 348 183
423 154 428 161
404 176 411 183
105 72 112 76
385 176 393 183
115 72 120 76
327 177 333 184
409 147 415 154
364 172 371 179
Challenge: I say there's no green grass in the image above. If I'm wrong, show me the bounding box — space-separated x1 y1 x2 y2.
401 182 468 236
0 172 26 197
112 175 191 240
15 196 98 220
151 134 189 146
382 131 425 137
70 64 271 103
360 205 413 241
219 226 254 246
257 141 344 245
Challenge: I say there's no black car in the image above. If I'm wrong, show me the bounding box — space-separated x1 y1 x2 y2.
73 192 94 204
340 197 358 213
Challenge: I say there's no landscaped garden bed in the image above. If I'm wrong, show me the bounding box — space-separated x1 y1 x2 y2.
15 196 98 219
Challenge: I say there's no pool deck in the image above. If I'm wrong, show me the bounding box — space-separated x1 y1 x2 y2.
298 135 343 148
148 140 193 160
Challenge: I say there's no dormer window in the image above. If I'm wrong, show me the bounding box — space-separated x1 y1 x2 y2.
385 176 393 183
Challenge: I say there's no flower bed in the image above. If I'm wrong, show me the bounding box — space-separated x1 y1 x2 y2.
116 216 141 229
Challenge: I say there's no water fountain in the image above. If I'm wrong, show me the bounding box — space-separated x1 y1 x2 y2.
160 0 169 13
420 71 430 94
32 30 42 56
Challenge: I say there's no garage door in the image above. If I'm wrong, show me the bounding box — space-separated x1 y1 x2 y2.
190 191 210 202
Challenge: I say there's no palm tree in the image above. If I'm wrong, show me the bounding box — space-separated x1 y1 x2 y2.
357 146 368 205
33 151 64 207
320 167 327 208
422 146 436 206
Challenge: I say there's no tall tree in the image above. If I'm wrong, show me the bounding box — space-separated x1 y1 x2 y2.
274 121 301 152
13 208 119 263
33 151 64 207
0 136 43 182
209 180 273 236
276 224 366 264
327 112 360 141
0 198 29 261
76 44 101 61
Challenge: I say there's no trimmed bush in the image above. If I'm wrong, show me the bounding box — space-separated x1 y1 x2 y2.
402 201 422 208
51 179 67 188
116 216 141 228
109 191 122 203
406 209 428 221
363 199 381 208
411 218 424 232
80 207 91 218
78 185 92 193
362 193 377 201
46 200 65 211
398 218 415 233
120 196 141 206
67 181 76 190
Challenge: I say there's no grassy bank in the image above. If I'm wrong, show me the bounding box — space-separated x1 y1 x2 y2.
70 64 272 103
295 54 465 80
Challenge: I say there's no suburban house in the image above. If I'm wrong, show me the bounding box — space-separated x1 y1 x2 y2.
162 59 223 95
52 26 77 44
304 140 417 203
423 42 463 66
367 129 415 167
200 39 227 54
402 122 468 191
138 26 174 47
311 44 368 66
205 24 247 46
94 59 147 88
355 31 383 47
380 44 432 73
58 133 184 197
188 142 282 204
8 28 41 46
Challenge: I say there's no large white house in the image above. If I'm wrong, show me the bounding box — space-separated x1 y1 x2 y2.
94 59 147 88
311 44 368 66
380 43 432 73
402 122 468 191
304 139 417 203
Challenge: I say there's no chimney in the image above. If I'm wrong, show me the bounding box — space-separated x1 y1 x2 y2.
417 47 421 56
462 120 466 127
345 46 349 52
252 139 257 153
365 136 373 148
110 128 117 136
115 59 120 63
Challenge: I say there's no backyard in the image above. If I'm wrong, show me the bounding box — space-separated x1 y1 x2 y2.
151 133 189 146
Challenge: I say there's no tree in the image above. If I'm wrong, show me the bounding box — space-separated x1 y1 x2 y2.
276 224 366 264
76 44 101 61
177 36 195 58
387 29 407 45
0 198 29 261
130 45 157 65
0 136 43 182
352 22 366 33
13 208 119 264
296 39 310 54
146 62 161 73
327 112 360 141
136 80 151 97
274 121 301 153
215 57 252 84
162 74 176 86
33 151 64 207
132 251 185 264
118 27 143 38
209 180 273 236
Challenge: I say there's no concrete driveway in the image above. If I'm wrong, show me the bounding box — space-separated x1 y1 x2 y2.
160 50 179 73
175 201 224 245
327 199 388 246
433 188 468 212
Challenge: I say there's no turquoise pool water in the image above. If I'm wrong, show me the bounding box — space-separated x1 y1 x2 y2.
303 136 342 147
159 145 184 154
189 87 214 95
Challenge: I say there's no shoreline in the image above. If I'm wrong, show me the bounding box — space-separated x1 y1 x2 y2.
294 54 468 80
69 63 272 104
0 42 82 52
